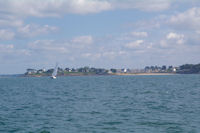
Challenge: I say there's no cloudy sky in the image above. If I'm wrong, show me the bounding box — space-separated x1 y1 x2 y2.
0 0 200 74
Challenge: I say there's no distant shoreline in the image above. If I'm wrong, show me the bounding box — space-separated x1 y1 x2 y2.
2 73 200 77
112 73 177 76
24 63 200 77
22 72 177 77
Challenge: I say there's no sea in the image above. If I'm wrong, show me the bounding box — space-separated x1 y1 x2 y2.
0 75 200 133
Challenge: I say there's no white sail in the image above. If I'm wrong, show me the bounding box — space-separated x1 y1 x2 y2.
51 63 58 78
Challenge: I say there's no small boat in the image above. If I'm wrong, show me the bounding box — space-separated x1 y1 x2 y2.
51 76 56 79
51 63 58 79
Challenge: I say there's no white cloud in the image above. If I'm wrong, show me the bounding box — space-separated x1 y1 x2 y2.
113 0 171 12
17 24 58 37
82 53 92 58
131 32 148 37
82 51 125 60
125 40 144 48
0 29 15 40
169 7 200 30
160 40 168 47
72 35 93 45
82 52 102 60
128 18 161 31
0 44 14 52
28 36 94 56
0 0 171 19
0 19 24 28
66 0 112 14
0 0 112 17
160 32 185 47
16 49 31 56
118 31 148 42
102 51 116 59
196 30 200 34
29 40 69 54
166 32 185 45
0 44 31 55
166 32 184 40
176 39 184 45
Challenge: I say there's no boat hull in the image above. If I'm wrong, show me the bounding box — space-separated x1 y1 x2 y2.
51 76 56 79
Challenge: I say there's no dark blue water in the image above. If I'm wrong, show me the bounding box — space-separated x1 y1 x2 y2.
0 75 200 133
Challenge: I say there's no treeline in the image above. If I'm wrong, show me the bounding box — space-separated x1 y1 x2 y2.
46 67 108 75
177 64 200 74
25 63 200 76
25 66 110 76
144 65 176 73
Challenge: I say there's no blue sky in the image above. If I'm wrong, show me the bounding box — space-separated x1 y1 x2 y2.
0 0 200 74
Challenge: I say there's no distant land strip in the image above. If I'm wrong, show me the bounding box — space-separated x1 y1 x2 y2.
24 63 200 77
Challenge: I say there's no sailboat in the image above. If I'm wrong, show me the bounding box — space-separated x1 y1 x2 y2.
51 63 58 79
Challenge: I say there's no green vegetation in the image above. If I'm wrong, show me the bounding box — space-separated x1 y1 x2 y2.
177 64 200 74
24 63 200 77
24 67 109 77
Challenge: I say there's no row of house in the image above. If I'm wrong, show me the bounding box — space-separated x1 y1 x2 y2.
26 69 46 74
25 66 178 75
26 67 130 75
144 66 177 73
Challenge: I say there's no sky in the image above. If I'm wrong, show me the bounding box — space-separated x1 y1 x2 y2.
0 0 200 74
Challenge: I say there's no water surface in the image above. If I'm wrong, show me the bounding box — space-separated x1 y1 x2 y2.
0 75 200 133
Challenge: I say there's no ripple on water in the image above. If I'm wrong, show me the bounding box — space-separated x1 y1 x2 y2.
0 75 200 133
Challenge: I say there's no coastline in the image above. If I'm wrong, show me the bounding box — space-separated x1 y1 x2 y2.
23 72 177 77
24 63 200 77
112 73 177 76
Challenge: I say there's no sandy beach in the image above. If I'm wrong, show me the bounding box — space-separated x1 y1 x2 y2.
113 73 176 76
